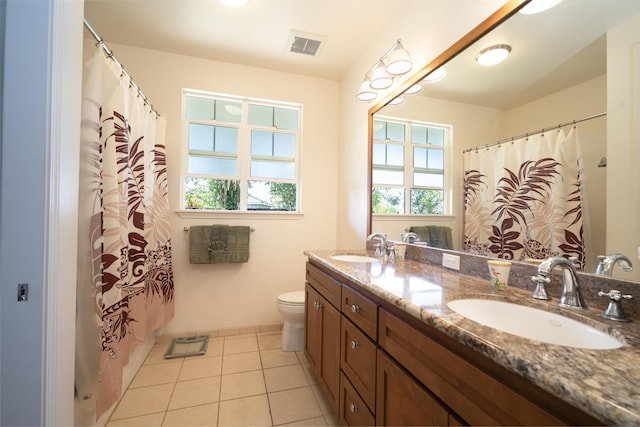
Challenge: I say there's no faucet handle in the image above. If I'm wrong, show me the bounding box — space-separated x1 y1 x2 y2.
531 275 551 300
598 290 632 322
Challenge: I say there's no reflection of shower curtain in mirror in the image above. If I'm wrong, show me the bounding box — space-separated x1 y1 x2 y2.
80 48 174 418
463 128 585 268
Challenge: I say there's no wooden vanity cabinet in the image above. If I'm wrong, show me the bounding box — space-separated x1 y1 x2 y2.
305 263 341 416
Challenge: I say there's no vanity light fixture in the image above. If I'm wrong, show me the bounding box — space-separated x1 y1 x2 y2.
355 39 414 102
475 44 512 66
519 0 562 14
423 67 447 83
389 95 405 105
404 83 423 95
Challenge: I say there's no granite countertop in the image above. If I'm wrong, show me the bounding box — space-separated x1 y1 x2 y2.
305 250 640 426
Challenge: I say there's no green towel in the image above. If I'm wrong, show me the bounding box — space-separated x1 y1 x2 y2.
189 225 213 264
209 225 229 263
224 226 251 263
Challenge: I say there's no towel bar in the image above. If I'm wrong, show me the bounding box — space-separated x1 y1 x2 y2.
184 226 255 232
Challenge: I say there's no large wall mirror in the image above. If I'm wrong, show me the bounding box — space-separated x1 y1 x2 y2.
367 0 640 280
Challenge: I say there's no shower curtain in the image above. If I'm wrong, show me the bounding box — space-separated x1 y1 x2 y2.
80 47 174 418
463 127 585 268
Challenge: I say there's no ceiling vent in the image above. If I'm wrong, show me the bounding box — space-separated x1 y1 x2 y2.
287 30 327 57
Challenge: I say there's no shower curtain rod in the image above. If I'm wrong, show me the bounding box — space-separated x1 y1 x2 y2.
463 112 606 153
83 19 160 117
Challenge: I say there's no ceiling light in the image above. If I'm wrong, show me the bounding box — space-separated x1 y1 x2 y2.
519 0 562 14
423 68 447 83
404 83 423 95
384 40 413 75
475 44 511 66
219 0 248 7
389 96 405 105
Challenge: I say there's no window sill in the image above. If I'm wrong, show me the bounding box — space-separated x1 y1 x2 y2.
372 214 455 222
176 209 304 220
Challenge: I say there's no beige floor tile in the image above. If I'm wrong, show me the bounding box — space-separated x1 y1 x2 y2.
223 334 259 355
300 363 318 385
311 385 332 415
106 412 165 426
257 332 282 350
144 344 181 365
220 370 266 401
110 383 174 420
130 361 182 388
168 376 221 410
162 403 219 426
218 394 272 427
264 364 309 392
295 351 309 364
179 355 223 381
260 348 300 369
269 386 323 425
222 351 262 374
279 416 328 426
205 337 224 357
324 412 339 427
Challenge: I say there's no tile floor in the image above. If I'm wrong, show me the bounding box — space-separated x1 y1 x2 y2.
106 331 339 426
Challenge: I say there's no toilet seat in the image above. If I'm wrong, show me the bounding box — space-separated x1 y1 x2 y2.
277 290 305 306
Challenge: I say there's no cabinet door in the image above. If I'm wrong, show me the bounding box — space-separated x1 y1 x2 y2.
340 372 375 426
341 317 376 412
305 282 341 416
376 349 449 427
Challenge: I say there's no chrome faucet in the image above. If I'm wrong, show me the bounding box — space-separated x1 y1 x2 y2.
531 256 587 310
595 253 633 276
367 232 390 257
401 232 420 243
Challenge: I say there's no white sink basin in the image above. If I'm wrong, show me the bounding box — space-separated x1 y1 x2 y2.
447 299 622 350
331 255 380 263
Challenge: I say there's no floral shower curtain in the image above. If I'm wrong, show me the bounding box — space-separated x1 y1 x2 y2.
463 127 585 268
82 48 174 418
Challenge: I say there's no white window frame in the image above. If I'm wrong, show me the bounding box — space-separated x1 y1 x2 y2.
179 89 303 215
372 115 452 216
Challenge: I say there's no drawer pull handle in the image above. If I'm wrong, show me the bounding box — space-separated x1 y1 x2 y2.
351 304 360 313
350 403 359 413
351 340 360 350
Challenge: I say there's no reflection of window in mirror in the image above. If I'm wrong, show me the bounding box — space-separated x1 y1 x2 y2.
372 116 450 215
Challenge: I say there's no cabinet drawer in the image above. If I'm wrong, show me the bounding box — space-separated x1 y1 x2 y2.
306 262 341 308
341 285 378 340
340 372 375 427
341 317 376 412
378 309 568 426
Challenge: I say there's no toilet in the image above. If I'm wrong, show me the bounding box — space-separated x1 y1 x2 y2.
276 290 306 351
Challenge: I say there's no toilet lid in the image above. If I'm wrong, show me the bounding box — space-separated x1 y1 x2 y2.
277 290 305 304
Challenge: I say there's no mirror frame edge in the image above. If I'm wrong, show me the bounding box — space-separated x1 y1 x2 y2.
366 0 531 236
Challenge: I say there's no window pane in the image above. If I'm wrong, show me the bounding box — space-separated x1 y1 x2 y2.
372 187 405 214
373 120 386 140
248 104 273 127
372 143 386 165
189 124 214 151
248 180 296 211
251 160 294 179
387 144 404 167
274 108 298 130
184 177 240 210
414 172 444 187
372 169 403 185
387 122 405 142
215 126 238 153
186 96 214 120
251 130 273 156
427 148 444 169
274 133 295 158
428 128 445 146
188 156 237 176
216 100 242 123
414 147 426 168
412 125 428 145
410 189 444 214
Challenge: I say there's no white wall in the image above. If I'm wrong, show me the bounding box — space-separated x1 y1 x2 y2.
336 0 514 249
607 14 640 281
82 43 340 336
